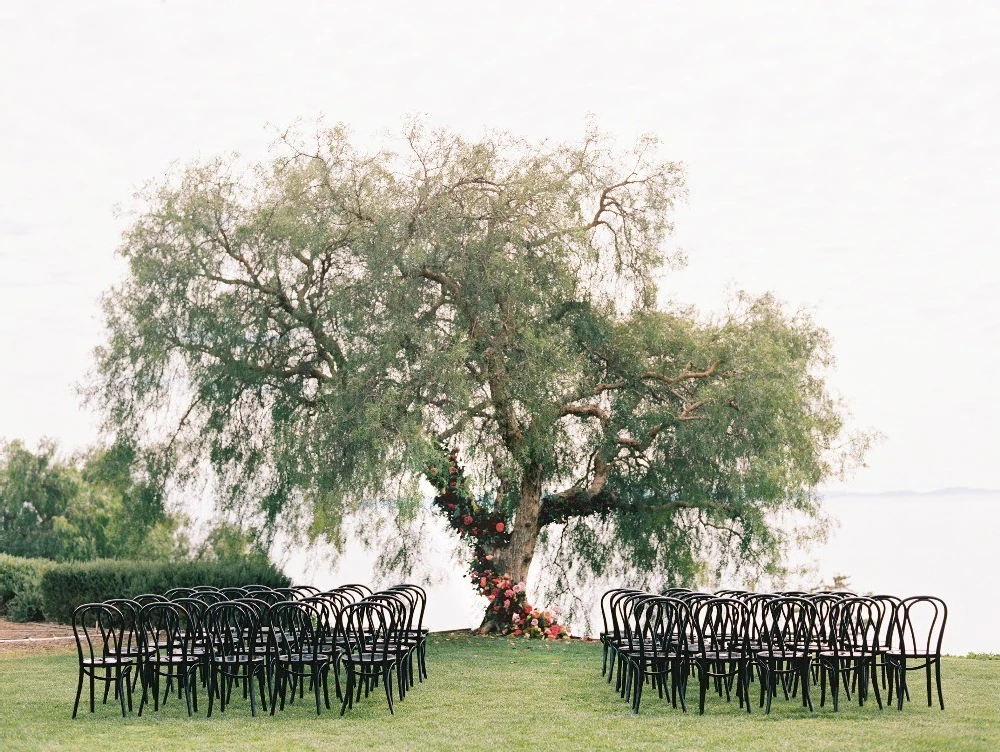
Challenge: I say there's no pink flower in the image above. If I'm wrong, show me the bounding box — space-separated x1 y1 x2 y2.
480 577 487 588
488 594 496 602
504 599 511 609
512 614 521 623
462 515 473 525
531 618 539 627
505 589 514 598
485 554 493 561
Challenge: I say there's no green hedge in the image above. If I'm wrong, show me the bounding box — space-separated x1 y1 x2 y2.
0 554 54 622
40 559 290 624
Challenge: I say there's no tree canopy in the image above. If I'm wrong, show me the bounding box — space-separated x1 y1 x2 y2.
92 122 866 624
0 439 177 561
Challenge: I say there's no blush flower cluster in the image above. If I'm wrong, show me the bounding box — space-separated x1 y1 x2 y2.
471 568 569 639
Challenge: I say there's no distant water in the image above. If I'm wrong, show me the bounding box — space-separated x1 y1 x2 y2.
283 490 1000 654
798 491 1000 655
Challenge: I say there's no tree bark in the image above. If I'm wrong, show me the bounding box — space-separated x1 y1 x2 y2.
475 461 544 633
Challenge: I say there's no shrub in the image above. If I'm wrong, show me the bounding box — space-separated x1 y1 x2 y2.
40 558 290 623
0 554 54 622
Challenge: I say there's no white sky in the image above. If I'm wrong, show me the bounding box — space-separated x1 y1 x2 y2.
1 1 997 493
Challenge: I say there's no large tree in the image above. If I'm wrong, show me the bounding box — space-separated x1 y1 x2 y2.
93 123 864 629
0 439 177 561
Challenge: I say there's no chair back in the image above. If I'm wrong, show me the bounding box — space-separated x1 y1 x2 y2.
269 601 324 661
73 603 129 664
828 596 883 658
757 596 817 657
204 601 261 664
894 596 947 657
138 602 189 660
691 597 750 655
340 600 398 663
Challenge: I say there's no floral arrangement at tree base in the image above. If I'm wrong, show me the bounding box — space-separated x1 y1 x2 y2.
473 568 569 640
428 446 569 638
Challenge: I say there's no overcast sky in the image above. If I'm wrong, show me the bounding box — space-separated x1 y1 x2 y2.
1 1 997 493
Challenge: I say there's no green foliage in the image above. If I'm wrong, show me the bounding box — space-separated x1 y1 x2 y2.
90 120 869 604
39 558 289 623
0 439 183 562
0 553 53 621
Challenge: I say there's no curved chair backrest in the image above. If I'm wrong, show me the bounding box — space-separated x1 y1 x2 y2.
868 594 903 649
73 602 128 664
366 592 411 634
339 584 373 600
204 601 260 661
191 590 225 606
340 600 398 662
234 597 273 623
894 596 947 657
619 592 657 647
758 596 818 657
290 585 321 598
138 601 188 658
164 587 196 600
743 593 779 643
245 589 282 606
269 601 324 660
607 589 645 642
828 596 883 657
172 597 208 645
634 596 689 661
386 587 420 632
219 587 249 600
691 597 750 655
191 585 222 593
133 593 168 606
805 593 844 645
390 584 426 633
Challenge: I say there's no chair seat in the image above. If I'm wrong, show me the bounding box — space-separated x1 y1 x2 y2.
757 650 810 660
276 652 330 664
697 650 746 661
83 657 134 667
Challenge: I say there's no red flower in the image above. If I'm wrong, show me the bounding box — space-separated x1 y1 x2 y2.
495 522 505 533
462 515 473 525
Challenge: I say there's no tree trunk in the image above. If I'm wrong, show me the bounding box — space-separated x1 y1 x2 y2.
477 462 544 633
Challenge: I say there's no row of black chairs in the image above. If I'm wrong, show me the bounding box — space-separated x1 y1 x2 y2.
71 582 428 718
600 588 947 715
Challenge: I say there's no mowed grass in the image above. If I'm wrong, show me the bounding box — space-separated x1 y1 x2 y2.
0 636 997 752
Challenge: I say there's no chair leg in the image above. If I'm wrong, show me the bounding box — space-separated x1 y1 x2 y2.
72 667 84 719
384 666 395 715
935 658 945 710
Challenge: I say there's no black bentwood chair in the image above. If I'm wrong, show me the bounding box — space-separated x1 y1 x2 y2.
620 596 690 714
755 597 818 714
137 601 201 716
268 601 333 715
886 596 948 711
204 601 270 717
688 597 753 715
817 596 884 712
338 600 403 715
72 603 135 718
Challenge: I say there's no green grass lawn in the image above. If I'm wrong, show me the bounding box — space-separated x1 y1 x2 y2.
1 636 997 751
